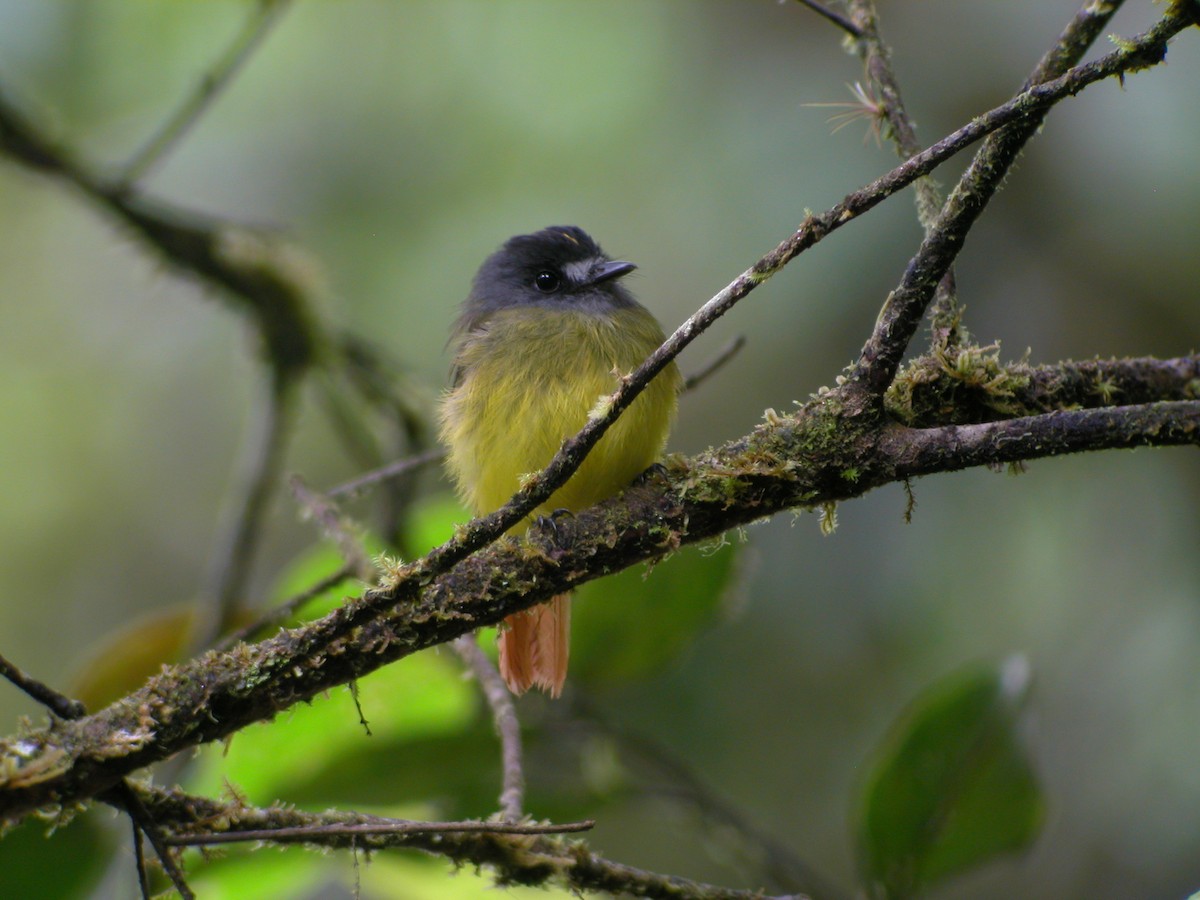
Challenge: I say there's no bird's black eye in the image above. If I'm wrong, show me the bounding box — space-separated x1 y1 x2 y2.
534 270 560 293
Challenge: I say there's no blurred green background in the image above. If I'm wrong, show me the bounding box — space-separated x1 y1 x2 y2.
0 1 1197 898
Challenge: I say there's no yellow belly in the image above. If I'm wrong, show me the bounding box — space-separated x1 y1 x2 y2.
440 305 679 518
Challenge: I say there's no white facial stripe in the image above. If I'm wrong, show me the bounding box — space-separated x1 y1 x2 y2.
562 258 601 285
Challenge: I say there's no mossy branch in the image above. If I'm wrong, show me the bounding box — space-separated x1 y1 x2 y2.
1 353 1196 822
849 0 1186 397
0 5 1197 898
137 786 793 899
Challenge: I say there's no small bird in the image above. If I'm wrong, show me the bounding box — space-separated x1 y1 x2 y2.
439 226 680 697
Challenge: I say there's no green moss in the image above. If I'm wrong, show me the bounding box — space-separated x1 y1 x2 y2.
886 341 1033 425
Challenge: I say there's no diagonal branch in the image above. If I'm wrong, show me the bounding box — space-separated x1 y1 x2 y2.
0 85 321 379
846 0 962 340
258 6 1193 673
117 0 293 188
0 0 1194 833
0 652 85 720
1 356 1194 823
849 0 1154 396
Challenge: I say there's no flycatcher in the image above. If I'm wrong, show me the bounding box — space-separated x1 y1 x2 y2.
439 226 680 697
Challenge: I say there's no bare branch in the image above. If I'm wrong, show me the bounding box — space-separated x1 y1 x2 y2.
683 335 747 393
111 783 195 900
794 0 863 38
326 448 446 500
213 562 359 652
139 786 802 899
166 816 593 846
192 375 298 649
0 652 85 720
846 0 960 340
288 474 376 579
453 635 526 821
850 0 1149 396
117 0 293 189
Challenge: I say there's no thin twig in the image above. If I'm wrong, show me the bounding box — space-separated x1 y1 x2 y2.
130 816 150 900
573 697 846 900
288 474 376 579
192 374 297 650
326 447 446 499
0 652 86 719
213 562 359 652
165 817 594 846
683 335 746 393
321 334 435 545
142 784 801 898
844 0 961 342
846 1 941 228
113 783 195 900
0 657 196 895
794 0 863 38
453 635 525 821
117 0 293 189
851 0 1149 397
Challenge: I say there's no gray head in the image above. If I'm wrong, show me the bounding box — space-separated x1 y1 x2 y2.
456 226 640 333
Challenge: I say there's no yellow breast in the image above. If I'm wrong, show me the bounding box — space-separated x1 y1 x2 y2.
439 305 680 518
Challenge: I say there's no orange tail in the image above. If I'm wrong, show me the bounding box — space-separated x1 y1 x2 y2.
498 594 570 698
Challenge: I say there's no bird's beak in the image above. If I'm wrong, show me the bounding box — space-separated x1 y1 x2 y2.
590 260 637 285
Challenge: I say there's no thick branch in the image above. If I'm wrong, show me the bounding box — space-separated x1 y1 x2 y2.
237 10 1193 676
1 356 1194 822
851 0 1185 395
0 0 1194 843
847 0 961 338
880 402 1200 477
890 353 1200 427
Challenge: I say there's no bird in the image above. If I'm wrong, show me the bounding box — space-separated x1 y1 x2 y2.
438 225 680 696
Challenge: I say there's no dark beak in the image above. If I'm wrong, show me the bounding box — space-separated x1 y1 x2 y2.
590 259 637 285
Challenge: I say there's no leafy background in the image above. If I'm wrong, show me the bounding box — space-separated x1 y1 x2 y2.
0 1 1197 898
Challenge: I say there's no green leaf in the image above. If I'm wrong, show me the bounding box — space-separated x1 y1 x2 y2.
855 656 1044 899
571 538 737 683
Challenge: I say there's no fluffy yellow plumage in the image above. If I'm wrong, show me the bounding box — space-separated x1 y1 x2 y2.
441 306 678 516
439 226 679 697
